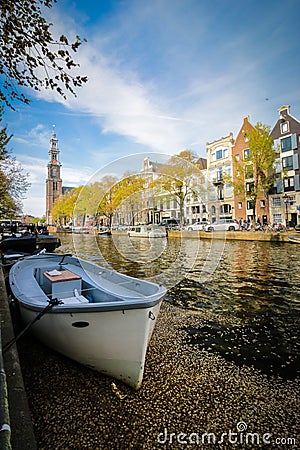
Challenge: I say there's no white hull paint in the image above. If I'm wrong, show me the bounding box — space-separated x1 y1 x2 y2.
19 301 161 388
128 224 166 238
9 253 165 388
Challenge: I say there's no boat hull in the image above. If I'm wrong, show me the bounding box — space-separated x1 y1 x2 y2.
18 301 161 388
9 253 165 388
128 225 167 238
0 234 61 253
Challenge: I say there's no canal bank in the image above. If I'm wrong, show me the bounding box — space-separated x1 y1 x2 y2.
53 225 299 242
0 266 37 450
168 229 298 242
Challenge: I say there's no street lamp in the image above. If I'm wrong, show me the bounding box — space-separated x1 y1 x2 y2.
283 193 289 228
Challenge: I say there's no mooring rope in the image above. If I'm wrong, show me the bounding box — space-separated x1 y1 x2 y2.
3 298 62 354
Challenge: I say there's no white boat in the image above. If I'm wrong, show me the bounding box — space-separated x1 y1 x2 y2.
9 253 166 388
128 224 167 238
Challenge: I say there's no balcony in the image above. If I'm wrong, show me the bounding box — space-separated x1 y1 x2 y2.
212 175 224 185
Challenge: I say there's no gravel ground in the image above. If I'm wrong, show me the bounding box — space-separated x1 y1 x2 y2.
17 302 299 449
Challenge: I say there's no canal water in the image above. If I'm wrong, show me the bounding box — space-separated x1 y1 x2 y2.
57 233 300 380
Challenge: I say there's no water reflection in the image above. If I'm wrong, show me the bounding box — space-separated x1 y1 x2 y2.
57 233 300 379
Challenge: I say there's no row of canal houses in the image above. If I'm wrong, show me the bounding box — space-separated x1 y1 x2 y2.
129 105 300 227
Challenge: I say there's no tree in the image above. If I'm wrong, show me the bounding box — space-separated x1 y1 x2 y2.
0 116 30 216
96 176 119 228
155 150 205 225
112 173 145 225
228 122 278 222
52 187 79 225
0 0 88 109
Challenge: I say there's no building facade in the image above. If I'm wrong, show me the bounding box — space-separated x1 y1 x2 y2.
206 133 234 223
270 105 300 227
232 116 270 225
45 128 62 224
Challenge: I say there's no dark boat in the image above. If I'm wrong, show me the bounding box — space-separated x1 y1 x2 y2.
98 227 112 236
0 233 61 254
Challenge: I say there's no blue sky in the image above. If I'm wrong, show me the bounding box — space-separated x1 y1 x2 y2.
2 0 300 216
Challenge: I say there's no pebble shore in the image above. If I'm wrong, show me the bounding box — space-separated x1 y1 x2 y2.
17 302 299 449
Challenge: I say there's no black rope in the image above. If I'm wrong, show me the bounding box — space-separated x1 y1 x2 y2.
3 298 62 353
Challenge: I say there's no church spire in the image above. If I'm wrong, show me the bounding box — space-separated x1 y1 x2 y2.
46 127 62 224
48 125 60 165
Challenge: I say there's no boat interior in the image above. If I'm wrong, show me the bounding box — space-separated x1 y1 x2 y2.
31 257 160 306
34 265 135 304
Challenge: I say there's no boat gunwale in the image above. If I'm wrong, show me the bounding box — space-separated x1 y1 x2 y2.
17 296 164 314
9 253 166 313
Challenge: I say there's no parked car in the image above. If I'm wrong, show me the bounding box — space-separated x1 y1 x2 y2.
158 218 180 229
204 219 240 232
186 221 210 231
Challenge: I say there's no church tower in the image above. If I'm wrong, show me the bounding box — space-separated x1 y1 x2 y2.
45 127 62 224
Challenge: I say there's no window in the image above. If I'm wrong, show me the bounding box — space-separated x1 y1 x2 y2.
209 189 216 201
245 164 254 178
238 202 243 209
273 213 282 224
220 204 232 214
284 177 294 191
282 155 293 170
224 164 231 176
281 136 292 152
217 187 224 200
211 205 216 215
217 166 223 181
272 197 281 207
216 149 223 160
244 149 251 160
260 200 265 208
247 200 254 210
225 183 233 198
284 195 296 205
213 147 228 160
246 182 254 193
280 122 289 134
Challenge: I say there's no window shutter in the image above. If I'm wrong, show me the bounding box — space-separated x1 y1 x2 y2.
276 179 283 193
275 158 282 174
291 133 297 149
295 175 300 191
293 154 299 170
273 138 280 149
